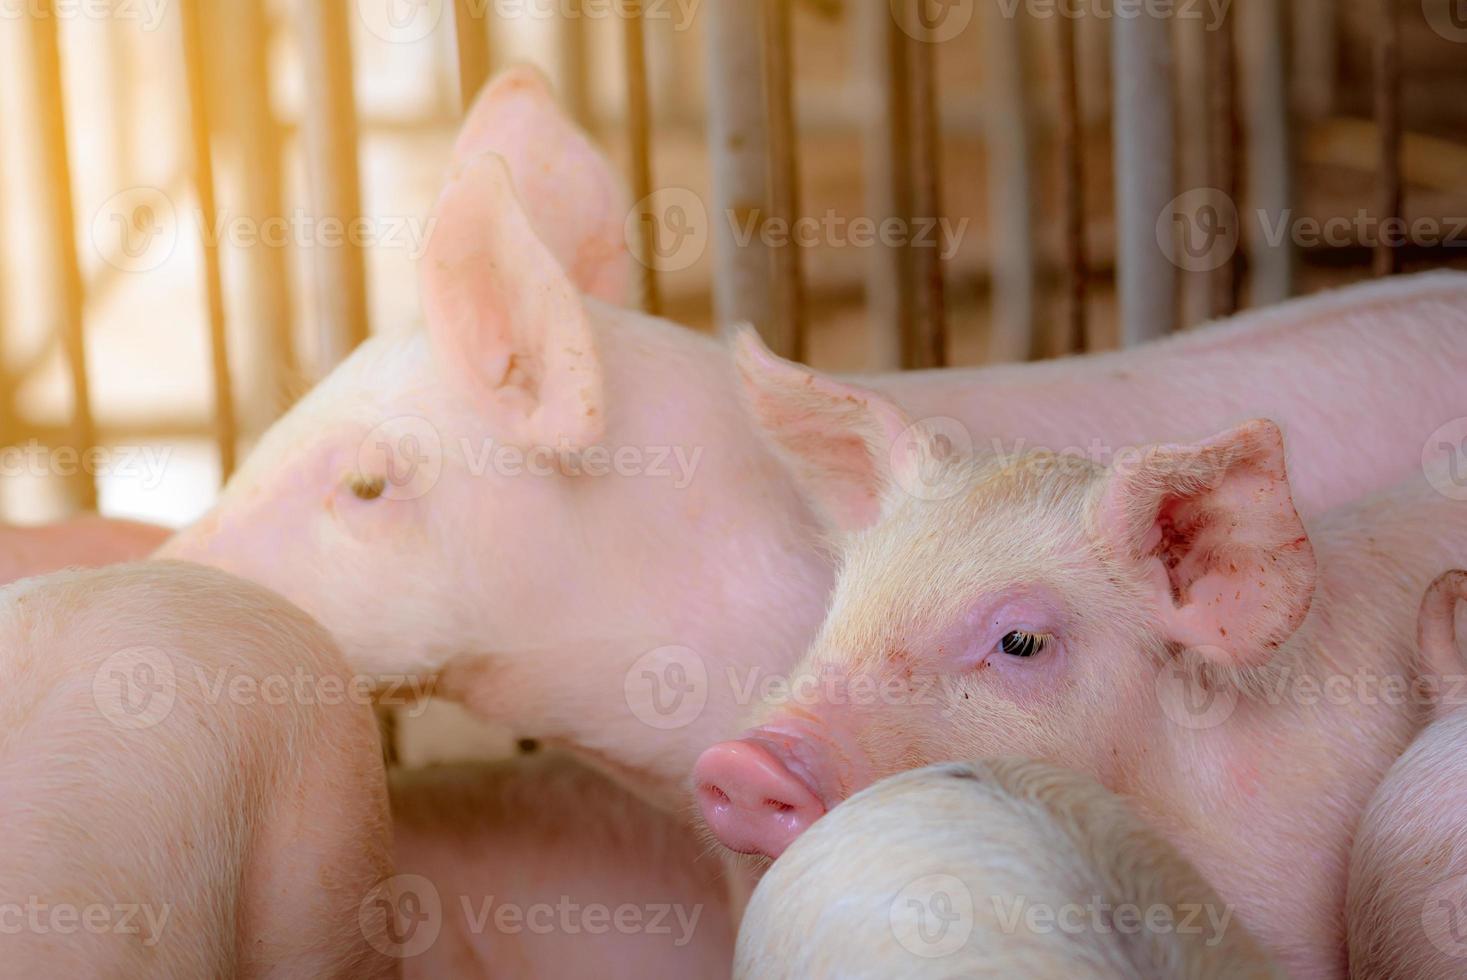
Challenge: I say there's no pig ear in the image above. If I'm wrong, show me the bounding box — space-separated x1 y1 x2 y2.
1095 420 1316 668
421 152 605 450
453 65 633 306
734 328 924 533
1418 570 1467 713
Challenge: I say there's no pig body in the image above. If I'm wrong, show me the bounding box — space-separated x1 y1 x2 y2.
159 67 1467 817
698 351 1467 979
391 755 733 978
1346 571 1467 980
736 758 1282 979
0 515 170 584
0 562 395 977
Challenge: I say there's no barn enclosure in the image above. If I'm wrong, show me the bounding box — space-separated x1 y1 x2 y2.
0 0 1464 526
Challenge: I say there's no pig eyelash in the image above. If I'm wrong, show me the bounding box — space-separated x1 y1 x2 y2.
999 630 1051 658
346 474 387 501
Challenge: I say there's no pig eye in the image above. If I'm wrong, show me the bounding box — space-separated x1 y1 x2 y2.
999 630 1049 658
346 474 386 501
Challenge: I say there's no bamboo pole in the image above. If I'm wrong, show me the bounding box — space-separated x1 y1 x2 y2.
1112 6 1176 344
24 2 97 509
854 0 912 370
298 0 370 373
1291 0 1336 120
1373 0 1402 278
180 0 238 480
704 2 778 349
981 1 1035 363
453 0 492 111
763 0 805 362
1207 4 1242 317
1239 0 1292 304
624 0 661 315
899 3 946 368
1056 9 1088 352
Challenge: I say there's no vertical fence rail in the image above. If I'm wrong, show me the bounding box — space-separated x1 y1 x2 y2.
180 0 238 480
299 0 370 373
899 8 946 368
453 0 492 110
981 2 1036 362
1207 5 1242 318
1056 10 1088 352
1240 0 1292 304
855 1 912 370
624 0 661 315
1292 0 1336 119
1373 0 1402 278
1112 8 1176 344
213 0 296 426
763 0 804 362
26 2 97 509
704 3 779 351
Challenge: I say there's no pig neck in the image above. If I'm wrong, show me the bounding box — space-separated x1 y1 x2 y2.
1117 482 1456 980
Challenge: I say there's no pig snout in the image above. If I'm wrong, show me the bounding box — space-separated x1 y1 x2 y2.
694 737 826 858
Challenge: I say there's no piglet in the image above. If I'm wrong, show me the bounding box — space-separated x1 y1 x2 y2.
391 754 733 978
1346 570 1467 980
697 343 1467 979
0 515 170 584
735 758 1283 979
0 562 396 977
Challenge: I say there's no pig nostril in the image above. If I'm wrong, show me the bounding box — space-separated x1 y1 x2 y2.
765 798 796 813
702 783 731 805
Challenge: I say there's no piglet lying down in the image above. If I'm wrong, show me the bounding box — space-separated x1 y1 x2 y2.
697 343 1467 980
736 758 1283 980
0 562 395 978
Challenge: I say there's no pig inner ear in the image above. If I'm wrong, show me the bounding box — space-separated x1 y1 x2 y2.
421 152 605 450
734 328 915 534
452 65 632 306
1096 419 1316 667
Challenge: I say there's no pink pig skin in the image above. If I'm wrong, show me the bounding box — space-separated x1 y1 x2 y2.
0 515 171 584
0 562 396 977
695 395 1467 978
157 67 1467 822
392 756 732 979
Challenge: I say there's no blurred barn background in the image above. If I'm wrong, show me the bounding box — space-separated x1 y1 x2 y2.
0 0 1465 528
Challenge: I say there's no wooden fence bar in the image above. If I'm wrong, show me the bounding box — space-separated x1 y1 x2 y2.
1240 0 1292 305
211 0 296 426
854 0 911 370
453 0 492 111
1113 7 1176 344
762 0 805 362
1373 0 1403 278
180 0 238 480
299 0 371 373
1207 4 1242 318
704 2 778 350
1292 0 1336 120
25 2 97 509
899 7 946 368
623 0 661 315
981 1 1036 362
1056 9 1088 352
